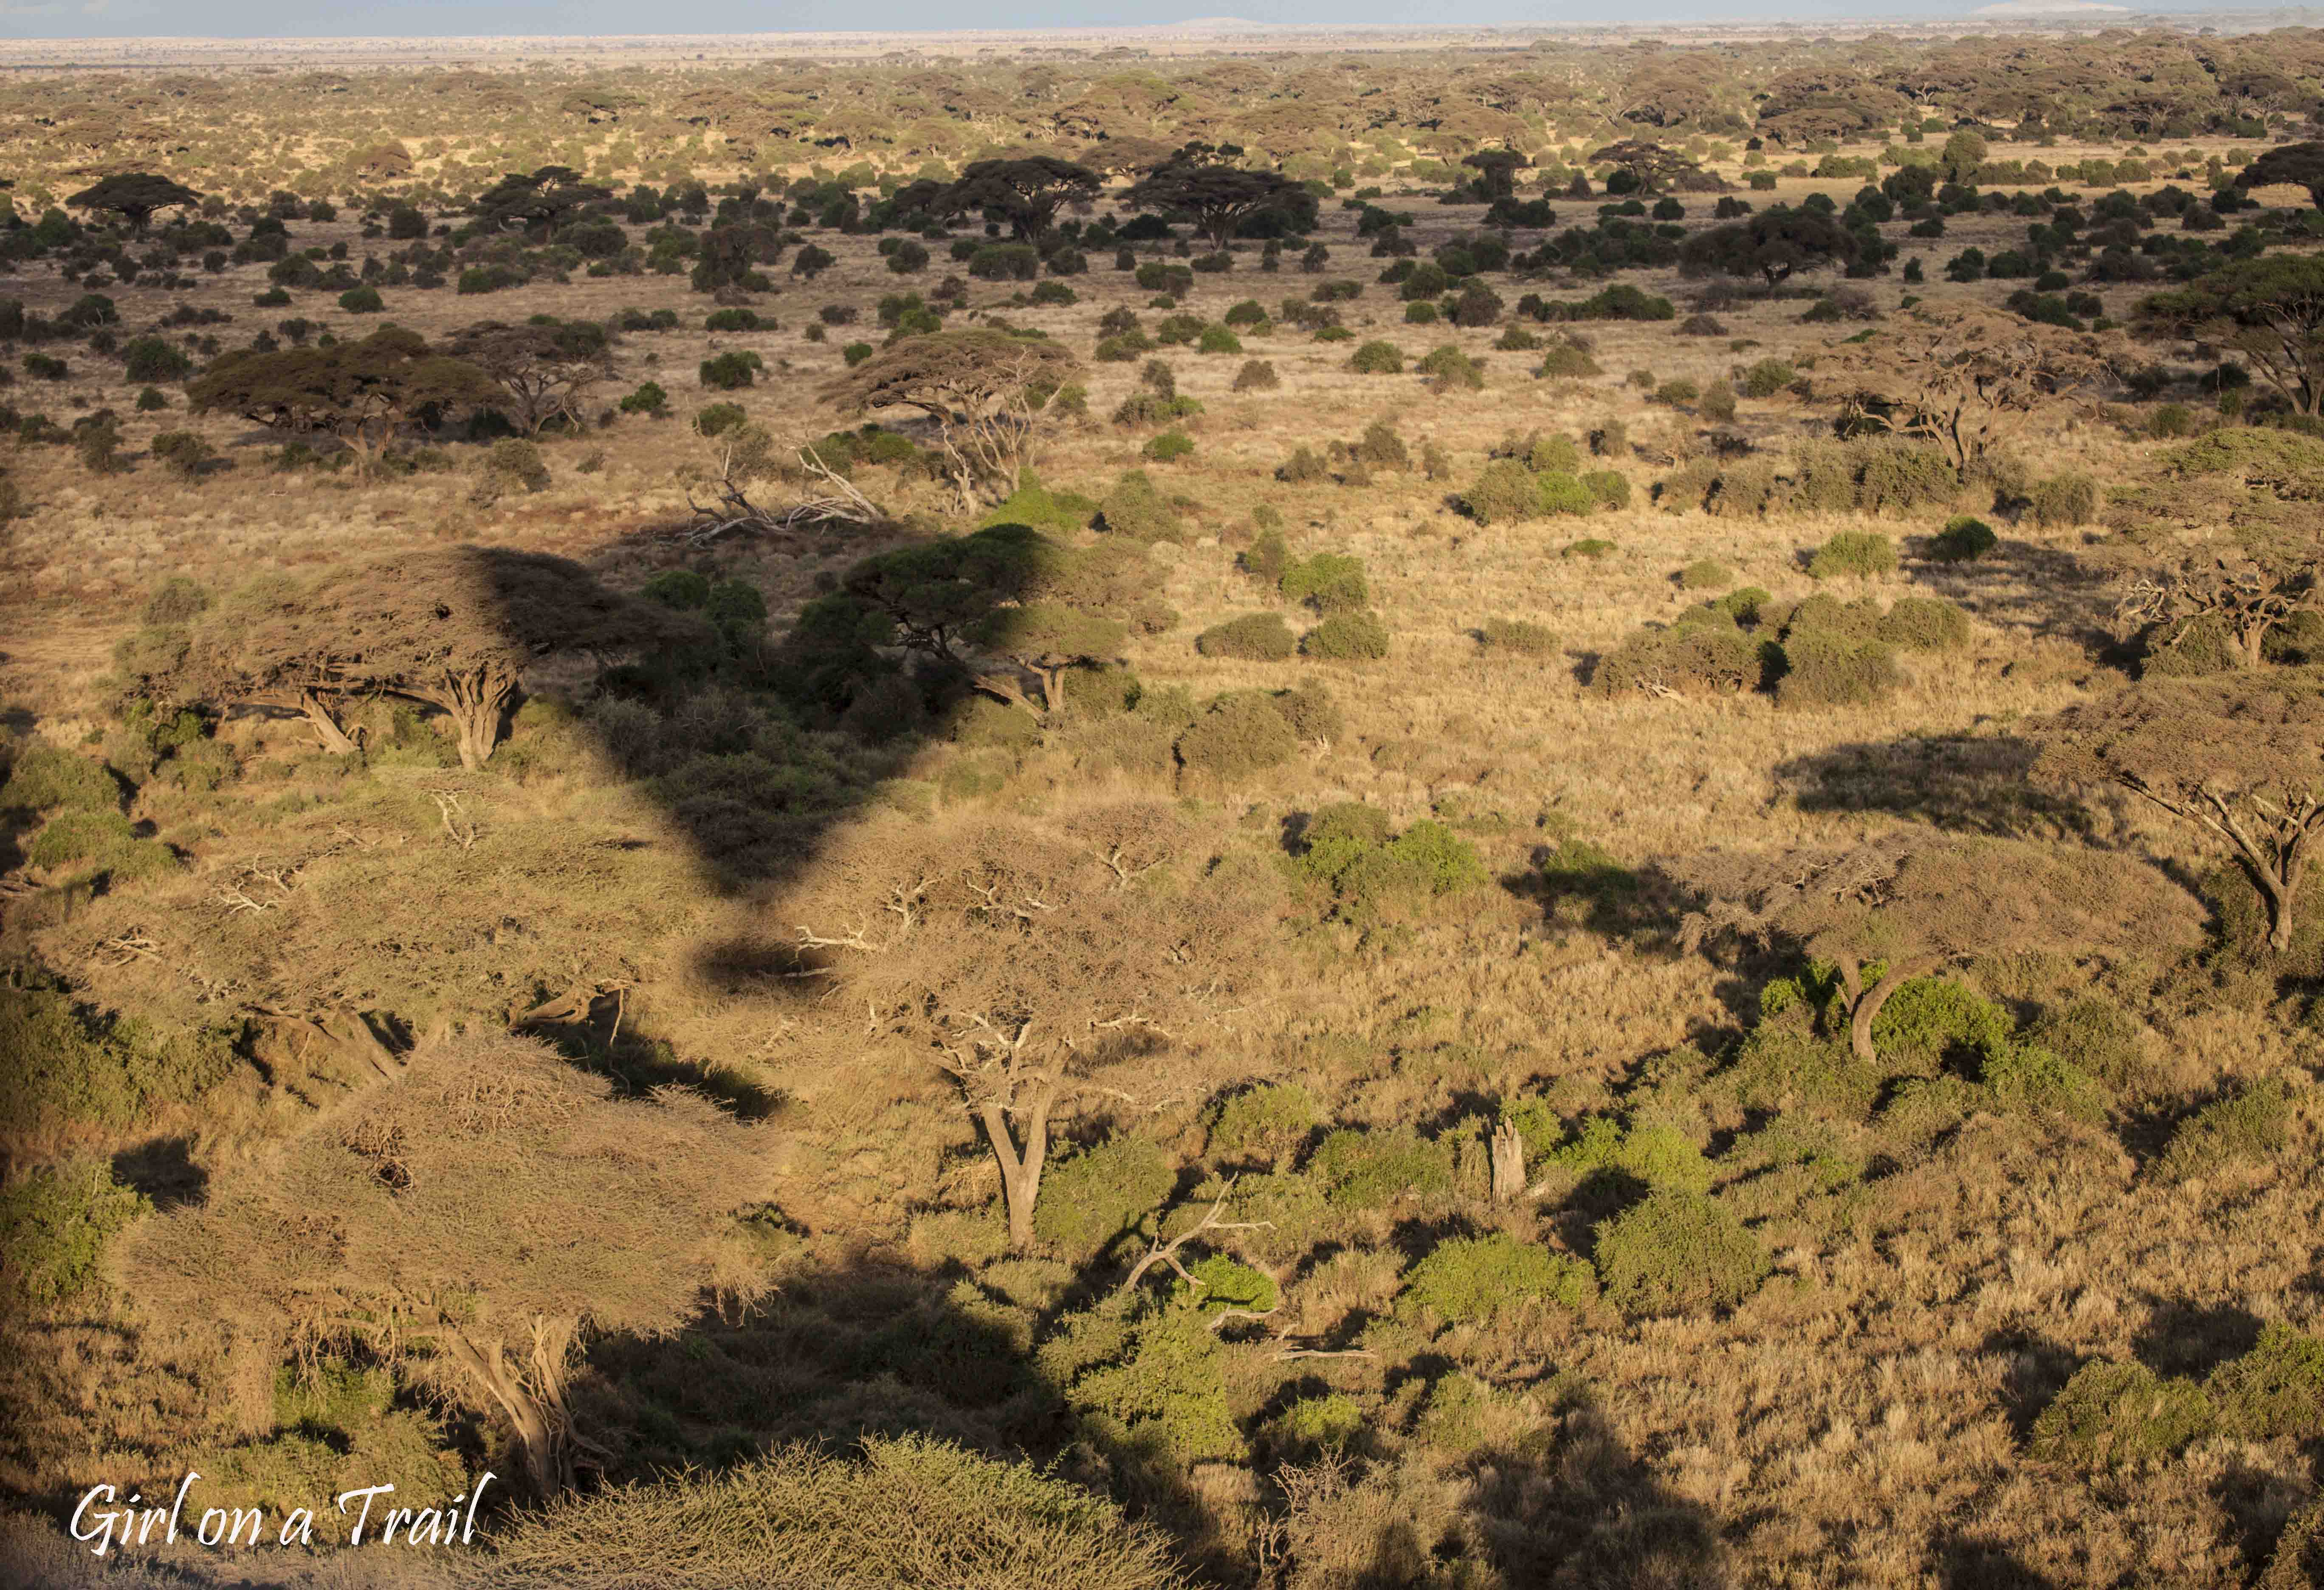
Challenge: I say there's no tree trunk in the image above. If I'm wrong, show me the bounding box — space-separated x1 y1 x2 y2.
1037 665 1063 716
1848 956 1940 1063
442 1321 576 1500
978 1080 1058 1252
423 667 516 770
1489 1119 1526 1204
294 688 362 755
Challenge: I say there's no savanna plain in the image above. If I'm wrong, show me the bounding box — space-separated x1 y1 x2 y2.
3 22 2324 1589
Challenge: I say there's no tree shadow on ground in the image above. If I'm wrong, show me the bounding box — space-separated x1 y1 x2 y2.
1908 536 2121 654
1769 734 2093 840
2130 1299 2263 1380
1979 1326 2082 1443
1929 1534 2057 1589
1462 1386 1730 1587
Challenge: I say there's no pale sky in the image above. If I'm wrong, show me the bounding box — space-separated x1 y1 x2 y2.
0 1 2278 44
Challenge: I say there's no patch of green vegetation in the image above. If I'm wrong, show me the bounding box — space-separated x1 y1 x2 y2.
0 1159 150 1308
1306 1125 1454 1208
1034 1135 1175 1259
1593 1190 1769 1317
1395 1232 1594 1323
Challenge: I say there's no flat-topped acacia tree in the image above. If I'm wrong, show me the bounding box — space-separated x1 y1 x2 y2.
1669 833 2203 1061
1121 147 1314 251
65 172 201 232
2136 256 2324 419
187 324 501 475
818 328 1079 508
2034 669 2324 953
163 547 701 767
1681 207 1860 290
442 319 615 435
123 1031 769 1498
942 155 1103 242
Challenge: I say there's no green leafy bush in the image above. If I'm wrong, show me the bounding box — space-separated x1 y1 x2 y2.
2027 472 2099 528
699 350 764 390
1097 470 1187 544
0 982 243 1130
1038 1307 1241 1467
1479 617 1558 655
1207 1082 1323 1168
1806 530 1897 580
1233 359 1279 392
1593 623 1759 698
1033 1134 1175 1258
1679 559 1732 590
1773 633 1900 708
2023 998 2147 1090
1301 611 1390 660
1876 595 1971 650
1348 340 1403 374
2207 1322 2324 1439
1562 537 1617 559
1196 325 1241 355
1463 459 1539 525
1280 552 1368 613
1 747 121 813
1549 1117 1712 1194
1416 344 1484 390
1580 469 1631 508
0 1159 150 1308
1870 977 2010 1068
1396 1232 1595 1323
1175 693 1297 781
1173 1254 1277 1315
1526 432 1580 473
1306 1125 1455 1208
1142 429 1195 463
1981 1042 2104 1121
2031 1361 2216 1466
2158 1079 2290 1181
1196 613 1297 661
1593 1190 1769 1317
1535 472 1596 516
1930 514 1998 562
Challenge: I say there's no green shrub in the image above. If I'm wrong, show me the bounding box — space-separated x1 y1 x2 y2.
2028 472 2099 528
1535 472 1596 516
1723 1021 1881 1120
1870 977 2011 1068
1 747 122 813
1039 1306 1240 1466
642 569 712 609
694 401 748 437
1593 1190 1768 1317
1173 1254 1278 1316
1307 1125 1455 1208
1272 679 1344 742
1877 596 1971 651
2158 1079 2290 1181
2022 999 2146 1090
1740 358 1797 398
1348 340 1402 374
1142 429 1195 463
1715 586 1772 624
1524 432 1580 473
1982 1043 2104 1121
1097 470 1187 544
1653 377 1699 407
1774 634 1900 708
2031 1361 2215 1466
337 286 384 314
1396 1232 1595 1323
1033 1134 1175 1258
1196 325 1241 355
1416 344 1484 390
1580 469 1632 508
1679 559 1732 590
121 336 193 382
1207 1082 1322 1168
2207 1322 2324 1439
618 381 668 417
1479 617 1558 655
1175 693 1296 781
1593 623 1758 698
1536 340 1602 379
1853 443 1957 512
1930 514 1998 562
699 350 764 390
1280 553 1368 613
1562 537 1617 559
1549 1116 1713 1194
0 1159 150 1308
1463 459 1538 526
27 809 137 868
1302 611 1390 660
0 982 244 1130
1196 613 1297 661
1270 1393 1365 1453
1233 359 1279 392
1807 530 1897 580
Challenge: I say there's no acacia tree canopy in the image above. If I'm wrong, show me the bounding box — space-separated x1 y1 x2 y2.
1121 158 1313 251
818 328 1080 506
2237 141 2324 211
943 155 1103 241
65 172 202 232
2035 669 2324 952
123 1031 769 1498
1828 303 2121 471
161 547 702 768
1670 833 2201 1060
1681 206 1860 288
442 319 615 435
2135 256 2324 417
187 324 502 470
